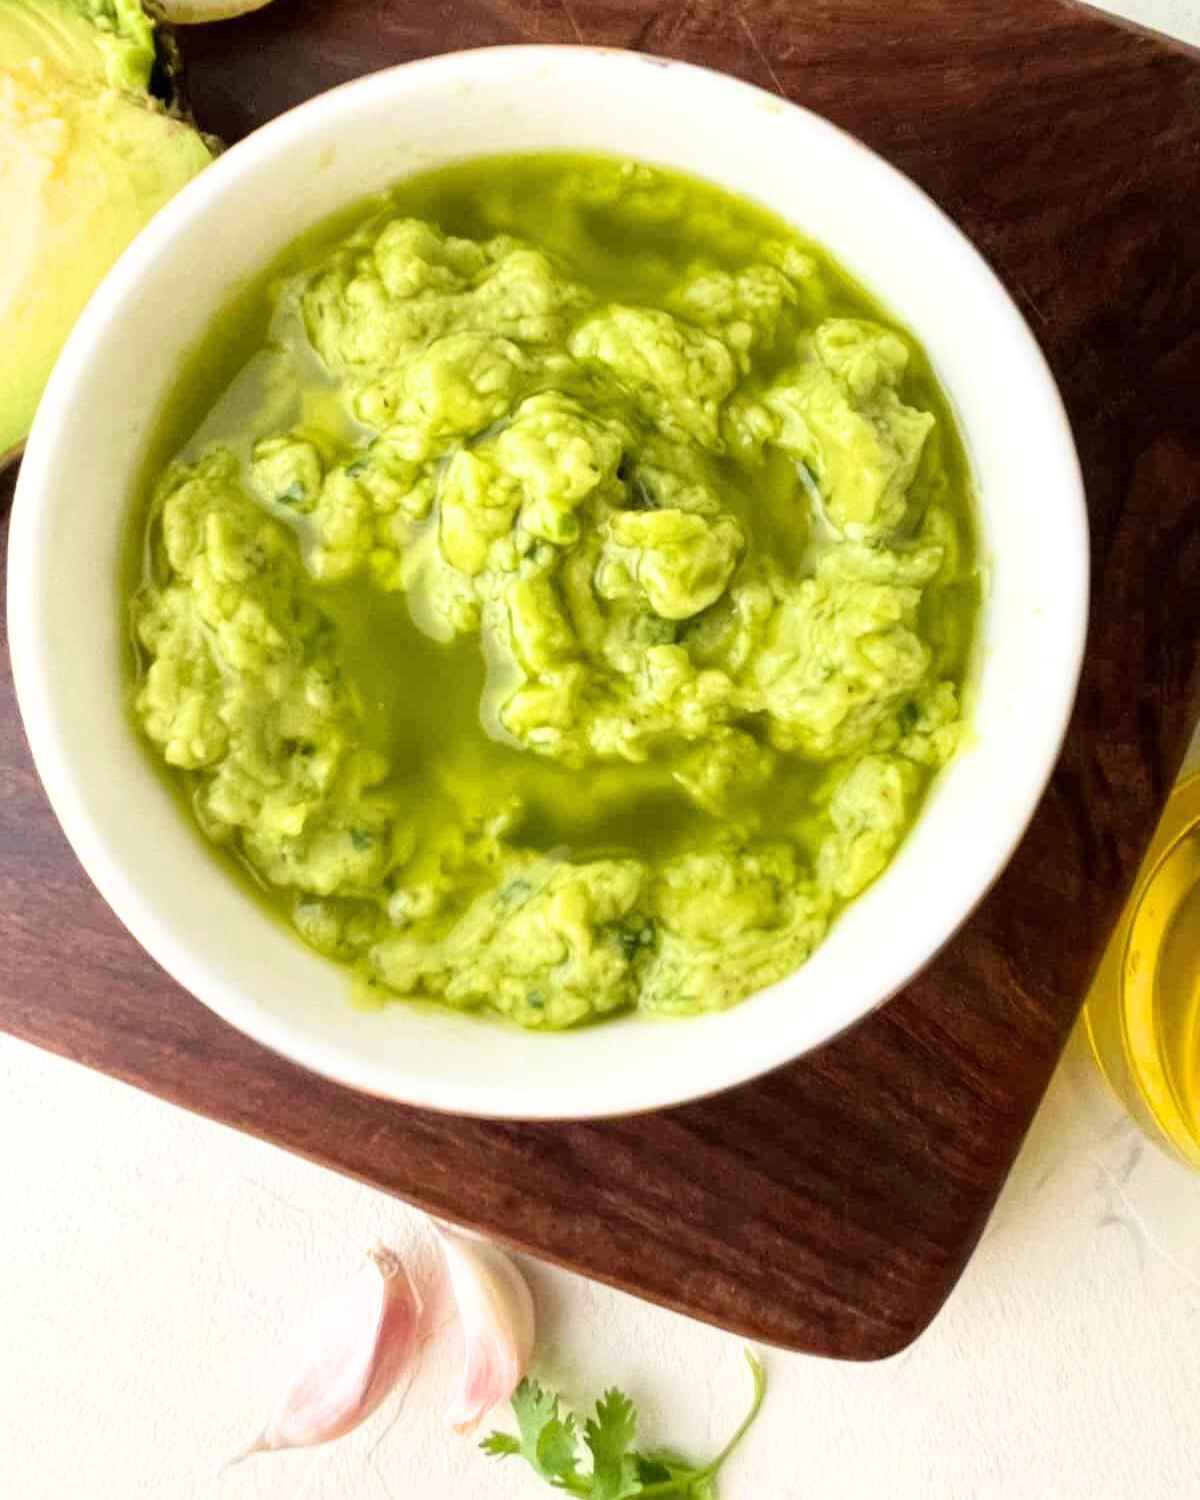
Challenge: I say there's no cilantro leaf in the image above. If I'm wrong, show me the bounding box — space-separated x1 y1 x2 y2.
478 1352 766 1498
585 1388 641 1500
634 1451 702 1497
509 1380 561 1450
490 1378 582 1489
537 1414 582 1483
481 1432 521 1459
635 1456 675 1485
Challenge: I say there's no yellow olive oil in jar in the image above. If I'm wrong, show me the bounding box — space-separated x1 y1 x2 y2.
1084 772 1200 1165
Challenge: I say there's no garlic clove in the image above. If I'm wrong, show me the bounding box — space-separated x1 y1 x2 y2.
434 1224 535 1434
237 1243 420 1458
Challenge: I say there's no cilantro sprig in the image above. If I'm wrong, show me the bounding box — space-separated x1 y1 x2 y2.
481 1350 765 1498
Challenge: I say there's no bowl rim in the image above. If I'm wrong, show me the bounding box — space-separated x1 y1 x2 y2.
7 43 1089 1119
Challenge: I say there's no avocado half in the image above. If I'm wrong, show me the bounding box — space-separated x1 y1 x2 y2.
0 0 216 462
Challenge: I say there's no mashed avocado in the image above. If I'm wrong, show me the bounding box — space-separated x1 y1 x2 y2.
0 0 213 454
127 154 980 1029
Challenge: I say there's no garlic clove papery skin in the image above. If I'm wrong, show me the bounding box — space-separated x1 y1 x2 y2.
435 1224 535 1434
240 1243 421 1457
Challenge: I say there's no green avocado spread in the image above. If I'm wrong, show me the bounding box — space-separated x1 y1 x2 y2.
127 153 980 1029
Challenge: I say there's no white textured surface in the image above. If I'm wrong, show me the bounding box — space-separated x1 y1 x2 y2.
1084 0 1200 44
4 3 1200 1491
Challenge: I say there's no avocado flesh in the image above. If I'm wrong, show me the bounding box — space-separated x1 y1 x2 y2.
0 0 213 454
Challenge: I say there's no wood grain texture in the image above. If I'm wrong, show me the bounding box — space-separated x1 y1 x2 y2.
2 0 1199 1359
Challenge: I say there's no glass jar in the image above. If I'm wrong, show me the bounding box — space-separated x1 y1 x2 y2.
1084 771 1200 1165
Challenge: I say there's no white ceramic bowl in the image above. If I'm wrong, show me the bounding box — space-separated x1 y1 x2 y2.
7 46 1087 1119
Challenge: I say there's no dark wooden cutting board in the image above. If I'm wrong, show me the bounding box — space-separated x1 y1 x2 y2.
2 0 1199 1360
